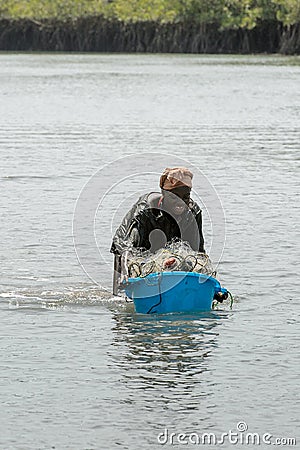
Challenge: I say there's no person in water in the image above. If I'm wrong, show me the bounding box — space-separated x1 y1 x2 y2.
110 167 205 294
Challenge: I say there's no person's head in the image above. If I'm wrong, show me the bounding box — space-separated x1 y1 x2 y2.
159 167 193 215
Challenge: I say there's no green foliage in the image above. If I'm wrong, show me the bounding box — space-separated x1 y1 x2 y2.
175 0 225 23
221 0 277 29
272 0 300 24
0 0 105 20
0 0 299 26
105 0 180 22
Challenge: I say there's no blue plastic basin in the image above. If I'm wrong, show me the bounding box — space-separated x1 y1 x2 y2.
124 271 226 314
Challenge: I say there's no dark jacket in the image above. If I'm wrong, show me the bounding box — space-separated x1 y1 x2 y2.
110 192 205 255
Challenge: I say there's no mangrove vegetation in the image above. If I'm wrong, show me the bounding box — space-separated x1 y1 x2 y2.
0 0 299 53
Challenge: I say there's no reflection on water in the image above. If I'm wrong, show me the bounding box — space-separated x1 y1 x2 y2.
109 312 228 419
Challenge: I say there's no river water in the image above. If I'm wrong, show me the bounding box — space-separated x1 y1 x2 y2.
0 53 299 449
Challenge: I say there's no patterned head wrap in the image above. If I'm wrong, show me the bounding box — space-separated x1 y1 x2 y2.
159 167 193 191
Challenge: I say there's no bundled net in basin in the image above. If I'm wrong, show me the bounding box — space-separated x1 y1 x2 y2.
123 239 216 279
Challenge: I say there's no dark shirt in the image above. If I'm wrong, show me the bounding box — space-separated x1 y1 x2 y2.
110 192 205 255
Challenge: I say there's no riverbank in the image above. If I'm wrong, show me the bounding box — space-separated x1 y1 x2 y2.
0 17 299 54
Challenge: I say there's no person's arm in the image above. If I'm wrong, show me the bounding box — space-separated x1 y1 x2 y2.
111 211 147 255
126 222 141 248
111 193 154 255
195 210 205 253
110 201 142 255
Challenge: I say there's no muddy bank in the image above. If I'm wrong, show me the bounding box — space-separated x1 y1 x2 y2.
0 17 299 54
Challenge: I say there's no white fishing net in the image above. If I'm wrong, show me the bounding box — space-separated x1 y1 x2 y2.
122 239 216 279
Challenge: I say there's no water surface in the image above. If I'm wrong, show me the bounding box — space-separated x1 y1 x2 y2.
0 53 299 449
